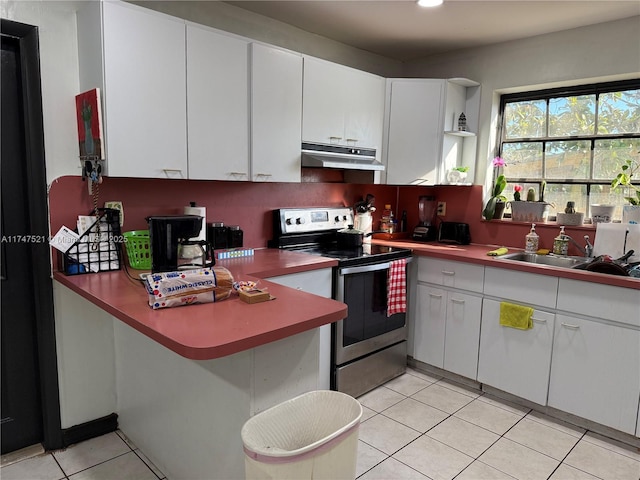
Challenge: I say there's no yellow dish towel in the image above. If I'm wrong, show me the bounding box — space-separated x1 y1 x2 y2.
499 302 534 330
487 247 508 256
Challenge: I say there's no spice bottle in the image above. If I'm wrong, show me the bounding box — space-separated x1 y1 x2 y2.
525 223 539 253
380 205 396 233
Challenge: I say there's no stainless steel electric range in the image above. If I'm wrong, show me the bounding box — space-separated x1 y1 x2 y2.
269 207 412 398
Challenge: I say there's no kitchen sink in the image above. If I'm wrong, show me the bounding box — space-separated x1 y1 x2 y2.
497 252 593 269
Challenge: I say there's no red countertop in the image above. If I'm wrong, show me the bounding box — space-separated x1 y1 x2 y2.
54 242 638 362
372 239 640 290
53 249 345 360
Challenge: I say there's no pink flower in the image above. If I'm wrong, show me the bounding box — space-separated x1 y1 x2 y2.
514 185 523 193
493 157 505 168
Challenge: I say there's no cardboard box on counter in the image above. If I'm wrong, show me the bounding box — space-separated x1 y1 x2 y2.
239 288 272 304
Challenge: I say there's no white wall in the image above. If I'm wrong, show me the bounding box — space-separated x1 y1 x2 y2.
404 16 640 188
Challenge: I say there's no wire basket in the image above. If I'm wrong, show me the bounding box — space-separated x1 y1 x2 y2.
59 208 122 275
123 230 151 270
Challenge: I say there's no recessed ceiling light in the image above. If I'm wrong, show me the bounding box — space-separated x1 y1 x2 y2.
417 0 444 7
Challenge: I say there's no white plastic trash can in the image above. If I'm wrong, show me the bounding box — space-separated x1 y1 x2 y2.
241 390 363 480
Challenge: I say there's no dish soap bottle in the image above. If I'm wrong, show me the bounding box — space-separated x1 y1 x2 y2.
525 223 539 253
553 226 569 255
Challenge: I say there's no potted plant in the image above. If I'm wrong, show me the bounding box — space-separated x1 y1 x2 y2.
482 157 508 220
447 166 469 184
509 180 552 223
611 157 640 223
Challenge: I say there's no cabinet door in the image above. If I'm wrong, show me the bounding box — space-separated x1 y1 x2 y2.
342 69 385 150
477 299 554 405
302 57 348 145
266 269 332 391
443 292 482 380
102 1 187 178
548 314 640 435
187 25 249 181
302 57 384 150
385 79 444 185
413 284 446 367
250 44 302 182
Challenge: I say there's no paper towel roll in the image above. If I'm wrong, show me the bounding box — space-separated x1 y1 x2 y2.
184 204 207 241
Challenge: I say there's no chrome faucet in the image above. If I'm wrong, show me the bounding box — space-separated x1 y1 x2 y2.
565 234 593 257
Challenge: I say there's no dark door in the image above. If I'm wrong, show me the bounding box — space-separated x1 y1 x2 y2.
1 18 63 454
0 33 44 454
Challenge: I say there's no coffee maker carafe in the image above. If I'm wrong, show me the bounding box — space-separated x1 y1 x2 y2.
148 215 213 273
413 196 438 241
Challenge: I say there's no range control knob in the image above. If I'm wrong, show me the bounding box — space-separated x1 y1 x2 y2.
343 215 349 221
296 217 305 225
285 218 293 225
334 215 341 222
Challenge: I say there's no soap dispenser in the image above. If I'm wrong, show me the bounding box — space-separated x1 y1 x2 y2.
525 223 539 253
553 226 569 255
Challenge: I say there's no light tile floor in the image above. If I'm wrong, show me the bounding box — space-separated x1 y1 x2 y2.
356 368 640 480
2 368 639 480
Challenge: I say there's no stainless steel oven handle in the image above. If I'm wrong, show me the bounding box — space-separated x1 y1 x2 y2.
338 257 412 276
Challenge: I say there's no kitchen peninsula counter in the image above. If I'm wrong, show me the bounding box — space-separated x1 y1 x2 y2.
372 240 640 289
53 249 344 360
52 248 346 480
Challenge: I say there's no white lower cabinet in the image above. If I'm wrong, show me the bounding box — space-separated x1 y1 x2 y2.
414 284 482 380
266 269 332 391
477 299 555 405
548 314 640 435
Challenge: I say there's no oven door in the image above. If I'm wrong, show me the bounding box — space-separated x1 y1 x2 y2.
334 259 409 366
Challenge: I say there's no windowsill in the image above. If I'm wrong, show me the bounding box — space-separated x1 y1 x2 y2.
482 218 598 230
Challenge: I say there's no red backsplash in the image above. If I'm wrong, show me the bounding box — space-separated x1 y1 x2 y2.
48 176 596 255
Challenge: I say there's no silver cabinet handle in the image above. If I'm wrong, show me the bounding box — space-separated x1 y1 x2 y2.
229 172 248 177
532 317 547 324
561 323 580 329
442 271 455 276
162 168 183 177
329 136 342 141
428 293 443 299
450 298 465 304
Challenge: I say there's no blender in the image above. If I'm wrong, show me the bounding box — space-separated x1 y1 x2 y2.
413 195 438 241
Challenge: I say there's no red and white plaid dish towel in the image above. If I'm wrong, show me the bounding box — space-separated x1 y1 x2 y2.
387 258 407 317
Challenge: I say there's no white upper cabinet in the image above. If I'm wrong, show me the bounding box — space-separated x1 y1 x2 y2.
302 57 385 152
384 79 444 185
383 78 480 185
186 24 249 181
250 43 302 182
77 1 188 178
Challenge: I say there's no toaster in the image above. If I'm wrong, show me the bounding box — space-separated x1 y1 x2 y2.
438 222 471 245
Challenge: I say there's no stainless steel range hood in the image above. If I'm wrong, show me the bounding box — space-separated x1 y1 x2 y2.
301 142 384 171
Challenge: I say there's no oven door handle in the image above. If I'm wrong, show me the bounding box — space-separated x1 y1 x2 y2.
338 257 412 276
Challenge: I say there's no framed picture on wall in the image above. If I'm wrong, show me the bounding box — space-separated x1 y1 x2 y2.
75 88 104 159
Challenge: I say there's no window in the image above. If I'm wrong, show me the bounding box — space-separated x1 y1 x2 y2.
497 79 640 221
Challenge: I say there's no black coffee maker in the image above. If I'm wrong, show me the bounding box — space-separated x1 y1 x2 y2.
148 215 210 273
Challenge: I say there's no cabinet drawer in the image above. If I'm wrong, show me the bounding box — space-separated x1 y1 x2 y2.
557 278 640 327
484 267 557 308
417 258 484 293
478 299 554 405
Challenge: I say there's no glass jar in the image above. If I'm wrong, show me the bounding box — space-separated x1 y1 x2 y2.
227 225 243 248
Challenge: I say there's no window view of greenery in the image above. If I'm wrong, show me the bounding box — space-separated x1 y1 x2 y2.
498 80 640 222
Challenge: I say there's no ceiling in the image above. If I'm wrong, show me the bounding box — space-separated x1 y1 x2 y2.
224 1 640 62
